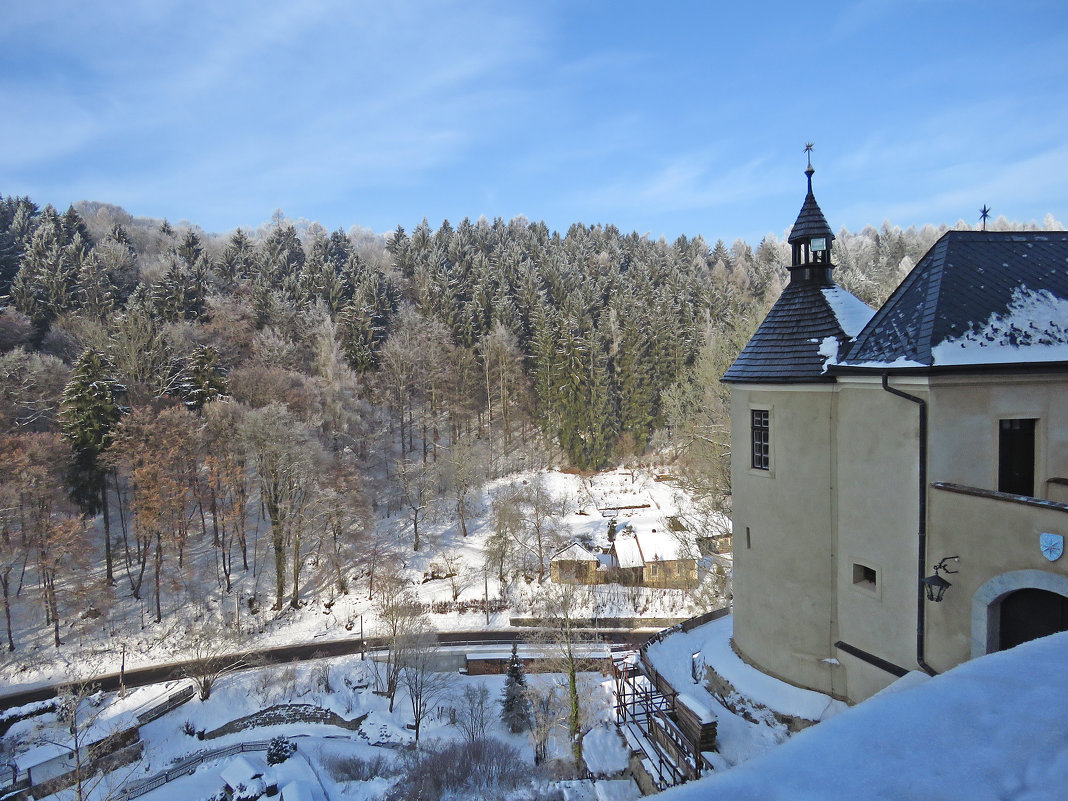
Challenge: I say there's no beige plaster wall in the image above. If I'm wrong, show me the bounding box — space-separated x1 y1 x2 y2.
731 371 1068 705
833 376 927 700
925 488 1068 669
922 374 1068 668
730 384 843 697
926 373 1068 497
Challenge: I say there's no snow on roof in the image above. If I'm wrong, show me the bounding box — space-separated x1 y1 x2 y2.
613 536 644 569
280 780 326 801
821 286 875 338
613 526 689 567
660 630 1068 801
560 780 600 801
816 335 839 373
594 779 642 801
837 231 1068 370
552 542 598 562
14 742 71 771
582 724 631 776
635 528 685 562
930 286 1068 366
220 754 267 788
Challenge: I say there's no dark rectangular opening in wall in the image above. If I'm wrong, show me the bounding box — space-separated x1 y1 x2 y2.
852 563 877 588
751 410 769 470
999 419 1036 496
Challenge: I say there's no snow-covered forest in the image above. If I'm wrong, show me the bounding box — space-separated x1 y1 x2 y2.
0 194 1055 676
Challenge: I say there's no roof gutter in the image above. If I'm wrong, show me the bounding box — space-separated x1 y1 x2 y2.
880 373 937 676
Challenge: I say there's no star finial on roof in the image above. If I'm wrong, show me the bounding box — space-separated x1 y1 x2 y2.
804 142 815 169
980 205 991 231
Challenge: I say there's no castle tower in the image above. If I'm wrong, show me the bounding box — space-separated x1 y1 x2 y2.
722 156 873 697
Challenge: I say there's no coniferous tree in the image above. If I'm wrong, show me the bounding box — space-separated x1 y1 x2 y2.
181 344 228 410
501 642 531 733
59 348 126 583
61 205 93 248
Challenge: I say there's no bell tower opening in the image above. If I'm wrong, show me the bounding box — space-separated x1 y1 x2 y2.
787 143 836 284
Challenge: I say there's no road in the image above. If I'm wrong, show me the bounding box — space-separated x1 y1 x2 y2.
0 627 652 709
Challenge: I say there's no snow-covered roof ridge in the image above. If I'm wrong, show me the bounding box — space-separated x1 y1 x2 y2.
836 230 1068 370
820 286 875 339
613 535 644 569
553 542 598 561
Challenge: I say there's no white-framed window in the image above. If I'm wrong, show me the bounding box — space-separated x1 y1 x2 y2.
751 409 770 470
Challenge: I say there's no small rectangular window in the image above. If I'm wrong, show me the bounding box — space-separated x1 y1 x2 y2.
751 410 770 470
852 563 877 588
999 418 1036 496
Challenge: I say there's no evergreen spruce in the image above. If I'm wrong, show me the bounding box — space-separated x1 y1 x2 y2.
182 345 228 410
59 348 126 584
501 643 531 733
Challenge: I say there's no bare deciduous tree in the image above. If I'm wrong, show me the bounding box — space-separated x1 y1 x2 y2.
400 629 454 744
374 570 427 712
452 684 490 743
181 621 248 701
242 403 321 610
524 680 562 766
529 581 599 766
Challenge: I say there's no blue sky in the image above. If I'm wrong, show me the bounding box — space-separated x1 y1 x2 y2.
2 1 1066 245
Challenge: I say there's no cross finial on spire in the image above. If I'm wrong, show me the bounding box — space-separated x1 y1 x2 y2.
980 205 991 231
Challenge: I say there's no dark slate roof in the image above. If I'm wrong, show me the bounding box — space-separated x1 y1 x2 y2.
722 281 874 384
788 170 835 245
836 231 1068 369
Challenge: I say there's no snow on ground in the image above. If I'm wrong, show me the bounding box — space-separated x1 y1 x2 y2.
0 467 728 695
582 723 630 777
661 631 1068 801
0 466 721 799
648 615 845 723
644 615 845 771
7 650 636 801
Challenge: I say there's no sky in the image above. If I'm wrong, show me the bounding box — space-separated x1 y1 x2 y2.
2 1 1067 245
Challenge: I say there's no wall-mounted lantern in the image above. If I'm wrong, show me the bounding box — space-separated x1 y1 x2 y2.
922 556 959 602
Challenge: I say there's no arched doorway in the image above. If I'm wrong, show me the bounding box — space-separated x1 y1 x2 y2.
971 570 1068 657
998 588 1068 650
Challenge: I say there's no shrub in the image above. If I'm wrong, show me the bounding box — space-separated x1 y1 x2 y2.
385 738 530 801
266 735 296 765
320 752 400 782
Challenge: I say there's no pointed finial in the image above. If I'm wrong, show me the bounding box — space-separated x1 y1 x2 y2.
979 205 990 231
803 142 815 192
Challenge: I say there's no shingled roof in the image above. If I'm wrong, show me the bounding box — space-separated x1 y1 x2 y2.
835 231 1068 370
722 283 874 383
723 163 873 385
788 167 835 246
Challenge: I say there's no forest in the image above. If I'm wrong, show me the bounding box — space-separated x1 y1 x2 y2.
0 192 1013 655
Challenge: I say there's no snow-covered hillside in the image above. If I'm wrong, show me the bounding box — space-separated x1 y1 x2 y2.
0 467 729 693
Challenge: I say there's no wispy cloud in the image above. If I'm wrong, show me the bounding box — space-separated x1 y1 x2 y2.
573 151 775 216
